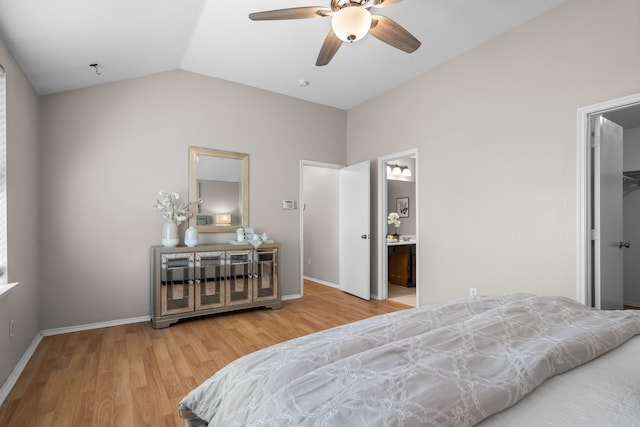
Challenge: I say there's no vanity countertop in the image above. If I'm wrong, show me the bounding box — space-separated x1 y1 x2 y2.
387 240 417 246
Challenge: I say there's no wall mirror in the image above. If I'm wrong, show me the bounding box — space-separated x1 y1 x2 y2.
188 146 249 233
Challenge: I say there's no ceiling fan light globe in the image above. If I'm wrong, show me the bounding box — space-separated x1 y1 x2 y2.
331 7 372 43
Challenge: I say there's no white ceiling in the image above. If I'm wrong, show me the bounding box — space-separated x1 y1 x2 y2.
0 0 568 110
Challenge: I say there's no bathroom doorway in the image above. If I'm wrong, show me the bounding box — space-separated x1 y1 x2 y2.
377 149 419 306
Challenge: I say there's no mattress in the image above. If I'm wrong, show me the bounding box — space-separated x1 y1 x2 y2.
480 334 640 426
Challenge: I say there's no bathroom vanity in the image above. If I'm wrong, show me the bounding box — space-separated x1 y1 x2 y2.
388 240 416 287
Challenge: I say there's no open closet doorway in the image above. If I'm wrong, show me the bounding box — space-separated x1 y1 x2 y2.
377 149 419 306
299 161 342 296
578 93 640 309
299 160 372 300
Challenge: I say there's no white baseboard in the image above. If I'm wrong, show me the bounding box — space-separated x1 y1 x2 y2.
0 332 42 406
303 276 339 289
304 276 381 300
0 315 150 406
282 277 340 300
40 315 150 337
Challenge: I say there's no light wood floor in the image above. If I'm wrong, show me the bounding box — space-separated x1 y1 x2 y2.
0 281 410 426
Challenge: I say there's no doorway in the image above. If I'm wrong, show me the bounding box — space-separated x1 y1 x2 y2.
299 161 342 297
299 160 371 300
377 149 419 306
577 93 640 308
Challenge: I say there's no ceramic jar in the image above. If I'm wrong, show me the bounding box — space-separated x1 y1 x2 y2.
185 226 199 247
161 220 179 247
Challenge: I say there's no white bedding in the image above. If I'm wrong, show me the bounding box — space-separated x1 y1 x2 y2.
179 294 640 426
480 335 640 426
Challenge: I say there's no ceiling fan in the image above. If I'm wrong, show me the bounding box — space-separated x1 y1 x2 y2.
249 0 421 66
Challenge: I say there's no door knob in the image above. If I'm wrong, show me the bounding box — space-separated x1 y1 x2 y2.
617 241 631 248
361 234 371 240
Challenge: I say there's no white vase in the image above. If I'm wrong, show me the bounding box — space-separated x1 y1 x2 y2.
185 226 199 247
161 220 179 247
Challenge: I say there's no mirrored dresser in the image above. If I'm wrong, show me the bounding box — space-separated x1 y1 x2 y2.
150 242 281 328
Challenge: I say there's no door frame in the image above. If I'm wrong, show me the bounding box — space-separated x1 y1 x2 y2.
299 160 344 297
577 92 640 307
377 149 419 303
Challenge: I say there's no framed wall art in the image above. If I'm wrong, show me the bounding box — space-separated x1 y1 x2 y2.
396 197 409 218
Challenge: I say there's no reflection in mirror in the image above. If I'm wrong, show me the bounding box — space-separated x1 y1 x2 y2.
188 147 249 233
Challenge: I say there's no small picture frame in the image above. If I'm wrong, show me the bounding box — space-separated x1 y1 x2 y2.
396 197 409 218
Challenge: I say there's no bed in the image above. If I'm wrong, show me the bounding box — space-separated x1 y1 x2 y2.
178 293 640 426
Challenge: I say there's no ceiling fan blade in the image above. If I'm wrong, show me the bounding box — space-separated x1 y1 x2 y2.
249 7 331 21
369 15 421 53
372 0 404 8
316 31 343 66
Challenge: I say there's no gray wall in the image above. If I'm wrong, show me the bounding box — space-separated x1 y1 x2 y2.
0 38 40 388
38 70 346 329
387 180 416 236
348 0 640 304
624 127 640 306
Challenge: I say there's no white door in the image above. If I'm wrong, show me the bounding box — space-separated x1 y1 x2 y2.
593 115 624 309
339 161 371 300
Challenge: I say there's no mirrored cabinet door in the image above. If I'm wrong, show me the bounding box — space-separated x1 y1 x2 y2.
195 251 226 310
160 253 194 315
226 250 253 306
254 248 279 302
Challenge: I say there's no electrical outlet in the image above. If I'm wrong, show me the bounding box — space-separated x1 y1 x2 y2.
469 288 478 297
9 319 14 339
307 257 311 265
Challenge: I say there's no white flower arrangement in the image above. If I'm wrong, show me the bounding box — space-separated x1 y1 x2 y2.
153 191 201 225
387 212 401 227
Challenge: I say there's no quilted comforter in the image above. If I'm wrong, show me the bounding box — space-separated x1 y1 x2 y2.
179 293 640 426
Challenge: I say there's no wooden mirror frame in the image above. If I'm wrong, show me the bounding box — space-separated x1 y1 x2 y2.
188 146 249 233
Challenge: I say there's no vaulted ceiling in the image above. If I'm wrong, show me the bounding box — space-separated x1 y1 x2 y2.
0 0 567 110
